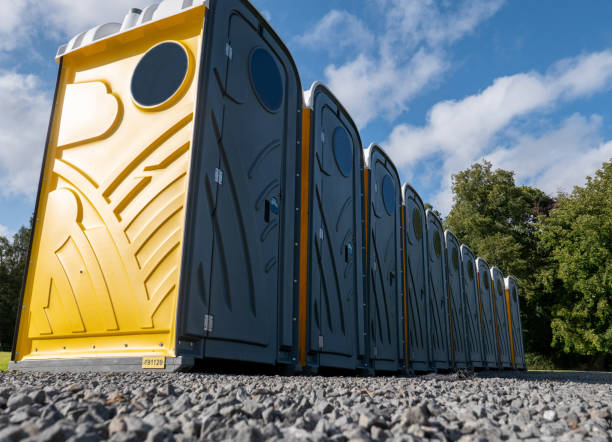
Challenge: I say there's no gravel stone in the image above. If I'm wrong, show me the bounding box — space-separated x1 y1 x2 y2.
0 370 610 442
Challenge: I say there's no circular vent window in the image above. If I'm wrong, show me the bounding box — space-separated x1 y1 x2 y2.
131 41 190 109
412 209 422 240
250 47 283 112
434 231 442 257
332 126 353 177
382 175 395 215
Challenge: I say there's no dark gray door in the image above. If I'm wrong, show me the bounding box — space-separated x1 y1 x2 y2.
461 245 484 367
492 268 512 368
402 185 430 371
507 277 525 369
426 211 450 369
308 86 364 368
177 0 301 365
367 146 402 371
445 231 468 368
476 258 497 367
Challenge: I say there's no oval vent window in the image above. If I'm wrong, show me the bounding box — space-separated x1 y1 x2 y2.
382 175 395 215
434 231 442 257
332 126 353 177
250 48 283 112
412 209 422 240
131 41 189 109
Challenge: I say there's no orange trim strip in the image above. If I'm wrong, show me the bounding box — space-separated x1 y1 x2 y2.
505 288 516 369
401 205 409 370
298 108 311 367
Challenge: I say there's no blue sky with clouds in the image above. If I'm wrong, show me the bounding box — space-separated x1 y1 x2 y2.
1 0 611 236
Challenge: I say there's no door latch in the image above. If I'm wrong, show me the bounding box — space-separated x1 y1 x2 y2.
204 314 214 332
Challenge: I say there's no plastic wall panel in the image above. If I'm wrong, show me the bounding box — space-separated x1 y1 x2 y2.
305 84 365 370
13 7 206 362
365 145 403 372
460 245 484 367
445 231 468 368
476 258 497 368
505 276 526 370
491 267 512 368
402 185 430 371
426 210 451 370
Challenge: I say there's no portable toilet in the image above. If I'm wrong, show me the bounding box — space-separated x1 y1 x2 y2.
426 210 451 370
364 144 404 372
11 0 303 371
460 245 484 368
401 184 431 372
505 276 526 370
476 258 497 368
490 267 512 368
299 83 366 370
445 231 468 368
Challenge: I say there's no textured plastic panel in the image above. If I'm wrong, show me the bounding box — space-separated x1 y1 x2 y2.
177 0 301 365
445 231 468 368
426 210 450 370
491 267 512 368
306 85 365 370
366 145 403 372
460 245 484 367
402 184 430 371
13 7 206 362
505 276 526 370
476 258 497 367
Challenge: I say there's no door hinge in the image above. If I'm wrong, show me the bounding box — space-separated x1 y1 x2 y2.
215 168 223 185
225 43 233 60
318 335 324 349
204 314 214 332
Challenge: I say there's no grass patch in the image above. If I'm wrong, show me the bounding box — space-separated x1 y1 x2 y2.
0 352 10 371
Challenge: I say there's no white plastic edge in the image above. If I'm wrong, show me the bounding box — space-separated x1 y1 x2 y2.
303 81 323 110
57 0 208 59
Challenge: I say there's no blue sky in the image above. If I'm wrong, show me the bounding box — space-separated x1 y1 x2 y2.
1 0 611 236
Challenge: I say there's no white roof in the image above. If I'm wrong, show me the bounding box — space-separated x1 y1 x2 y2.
57 0 208 58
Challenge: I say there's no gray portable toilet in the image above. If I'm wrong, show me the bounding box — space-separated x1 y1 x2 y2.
402 184 431 372
505 276 526 370
476 258 497 368
491 267 512 368
460 245 485 368
445 231 468 368
177 0 303 366
365 144 404 372
426 210 451 370
300 82 366 370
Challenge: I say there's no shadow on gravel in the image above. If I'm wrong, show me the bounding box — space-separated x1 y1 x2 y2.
478 370 612 385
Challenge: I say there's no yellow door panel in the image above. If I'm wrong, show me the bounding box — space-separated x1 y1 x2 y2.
14 6 206 361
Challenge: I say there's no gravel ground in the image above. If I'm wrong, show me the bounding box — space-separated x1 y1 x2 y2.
0 370 610 441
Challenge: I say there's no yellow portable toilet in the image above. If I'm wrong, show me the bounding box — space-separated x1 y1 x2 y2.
11 0 303 371
505 276 526 370
476 258 497 369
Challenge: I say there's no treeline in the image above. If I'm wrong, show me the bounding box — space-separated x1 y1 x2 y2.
0 161 609 368
444 159 611 369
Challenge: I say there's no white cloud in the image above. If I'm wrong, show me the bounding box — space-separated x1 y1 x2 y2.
0 0 154 53
299 0 505 128
0 224 9 237
0 71 51 197
295 10 374 56
382 50 612 213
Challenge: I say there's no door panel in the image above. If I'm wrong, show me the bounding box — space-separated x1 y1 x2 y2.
476 259 497 367
426 212 450 369
445 232 468 368
402 186 430 370
461 246 484 367
491 268 512 367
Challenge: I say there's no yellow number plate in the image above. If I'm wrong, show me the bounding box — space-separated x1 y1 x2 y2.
142 356 165 369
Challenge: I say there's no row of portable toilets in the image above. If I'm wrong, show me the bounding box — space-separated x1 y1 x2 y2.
10 0 525 373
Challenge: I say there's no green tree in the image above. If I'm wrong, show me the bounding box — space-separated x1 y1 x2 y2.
538 160 611 360
444 161 555 355
0 225 31 348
